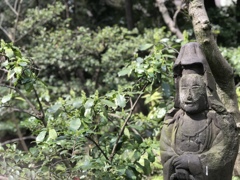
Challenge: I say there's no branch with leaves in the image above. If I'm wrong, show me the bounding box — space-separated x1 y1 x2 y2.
109 83 148 162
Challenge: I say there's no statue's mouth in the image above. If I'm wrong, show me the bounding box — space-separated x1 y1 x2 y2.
185 101 194 105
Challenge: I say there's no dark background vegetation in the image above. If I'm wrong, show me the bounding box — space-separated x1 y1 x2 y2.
0 0 240 179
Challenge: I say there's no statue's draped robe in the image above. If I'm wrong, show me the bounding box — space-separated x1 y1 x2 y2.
160 108 239 180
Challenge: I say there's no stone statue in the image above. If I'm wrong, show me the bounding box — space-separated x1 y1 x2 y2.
160 42 239 180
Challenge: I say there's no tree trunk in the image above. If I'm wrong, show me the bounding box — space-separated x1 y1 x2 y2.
188 0 240 176
125 0 134 30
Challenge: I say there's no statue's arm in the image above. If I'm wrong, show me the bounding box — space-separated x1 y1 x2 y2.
160 121 179 179
160 122 177 163
199 115 239 172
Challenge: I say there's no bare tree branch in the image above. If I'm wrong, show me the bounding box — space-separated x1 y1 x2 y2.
33 86 47 126
85 135 110 163
0 84 44 121
13 0 22 42
4 0 18 16
0 105 41 119
1 136 35 146
16 120 29 151
188 0 240 121
109 83 148 162
156 0 183 39
0 14 14 42
173 1 183 26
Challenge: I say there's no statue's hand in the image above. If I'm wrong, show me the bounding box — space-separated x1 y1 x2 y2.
172 155 189 170
173 154 202 175
175 169 191 180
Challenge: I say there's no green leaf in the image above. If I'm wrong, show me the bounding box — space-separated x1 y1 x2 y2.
126 168 137 180
72 98 83 108
117 168 126 176
36 131 47 143
132 151 141 162
18 61 28 66
136 57 143 64
157 108 166 119
2 94 12 103
118 67 132 77
69 118 81 131
48 104 61 113
14 66 22 75
48 129 57 140
138 43 153 51
143 159 151 175
101 99 116 108
5 48 14 58
148 151 155 163
115 94 126 108
55 164 66 172
84 99 94 109
124 127 130 138
7 69 15 80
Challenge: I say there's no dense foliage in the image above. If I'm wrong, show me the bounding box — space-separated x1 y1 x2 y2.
0 0 240 179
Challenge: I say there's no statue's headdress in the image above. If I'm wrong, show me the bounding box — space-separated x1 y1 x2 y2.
173 42 224 112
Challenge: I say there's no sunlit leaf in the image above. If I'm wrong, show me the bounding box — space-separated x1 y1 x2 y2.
14 66 22 75
36 131 47 143
2 94 12 103
115 94 126 108
69 118 81 131
84 99 94 109
5 48 14 58
124 127 130 138
118 67 132 77
48 129 57 140
138 43 153 51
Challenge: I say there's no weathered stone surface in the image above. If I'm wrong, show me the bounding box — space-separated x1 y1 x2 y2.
160 42 239 180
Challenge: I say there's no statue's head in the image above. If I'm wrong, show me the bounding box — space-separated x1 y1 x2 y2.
179 74 208 114
173 42 220 109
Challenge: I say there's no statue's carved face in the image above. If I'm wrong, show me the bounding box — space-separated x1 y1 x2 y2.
179 74 208 114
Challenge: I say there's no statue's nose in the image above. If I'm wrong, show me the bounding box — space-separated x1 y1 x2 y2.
187 89 192 100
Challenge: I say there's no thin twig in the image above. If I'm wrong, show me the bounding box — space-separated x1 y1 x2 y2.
85 135 110 163
1 136 36 146
109 83 148 162
0 84 37 113
0 26 14 42
16 125 28 151
13 0 22 42
33 86 46 126
156 0 183 39
0 84 43 120
4 0 18 16
108 113 122 119
0 105 40 119
173 1 183 27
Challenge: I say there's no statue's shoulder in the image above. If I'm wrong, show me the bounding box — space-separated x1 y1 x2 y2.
163 108 183 125
207 110 236 129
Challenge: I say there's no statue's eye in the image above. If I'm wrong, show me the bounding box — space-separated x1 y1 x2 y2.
192 85 200 89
